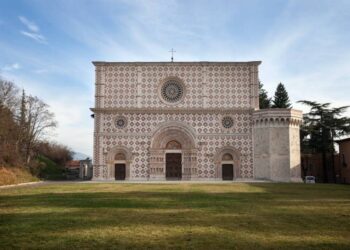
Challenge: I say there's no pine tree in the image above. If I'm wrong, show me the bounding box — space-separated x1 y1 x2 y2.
272 82 291 108
259 81 271 109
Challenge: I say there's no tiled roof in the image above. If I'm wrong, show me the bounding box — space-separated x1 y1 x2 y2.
65 160 80 168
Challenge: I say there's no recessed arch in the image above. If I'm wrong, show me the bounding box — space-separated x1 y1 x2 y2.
214 146 241 180
106 146 133 180
222 153 233 161
115 153 126 161
166 140 182 149
150 121 196 150
149 121 197 180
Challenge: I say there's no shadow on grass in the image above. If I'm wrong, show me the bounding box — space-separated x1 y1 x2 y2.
1 183 350 249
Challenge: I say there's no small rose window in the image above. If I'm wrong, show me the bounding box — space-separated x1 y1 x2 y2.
222 116 234 128
115 116 127 128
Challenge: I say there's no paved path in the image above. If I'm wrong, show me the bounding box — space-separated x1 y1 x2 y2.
0 179 271 189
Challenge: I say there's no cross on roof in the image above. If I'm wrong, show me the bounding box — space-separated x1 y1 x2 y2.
169 48 176 62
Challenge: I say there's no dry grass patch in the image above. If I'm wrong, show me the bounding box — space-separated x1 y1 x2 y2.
0 166 38 186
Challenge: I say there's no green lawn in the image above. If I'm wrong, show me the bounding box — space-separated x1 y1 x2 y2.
0 183 350 249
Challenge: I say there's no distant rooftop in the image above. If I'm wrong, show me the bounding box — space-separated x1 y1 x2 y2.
335 137 350 143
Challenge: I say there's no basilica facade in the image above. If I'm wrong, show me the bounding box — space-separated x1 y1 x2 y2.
91 61 302 182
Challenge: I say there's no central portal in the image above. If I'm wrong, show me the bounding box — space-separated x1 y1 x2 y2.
166 153 182 180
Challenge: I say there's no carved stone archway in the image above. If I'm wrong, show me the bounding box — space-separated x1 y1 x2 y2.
106 146 133 180
150 121 197 180
214 146 241 180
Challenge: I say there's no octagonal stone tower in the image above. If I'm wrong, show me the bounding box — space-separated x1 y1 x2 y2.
253 109 303 182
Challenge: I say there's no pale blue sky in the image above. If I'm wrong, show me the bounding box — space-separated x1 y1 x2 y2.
0 0 349 156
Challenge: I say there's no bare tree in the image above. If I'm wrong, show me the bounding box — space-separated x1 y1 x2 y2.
0 105 20 166
0 78 19 112
0 76 58 167
23 95 57 163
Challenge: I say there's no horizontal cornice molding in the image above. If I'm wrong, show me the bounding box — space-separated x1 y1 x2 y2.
96 132 251 137
90 107 254 114
92 61 262 66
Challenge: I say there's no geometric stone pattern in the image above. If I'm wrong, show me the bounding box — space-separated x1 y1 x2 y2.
102 63 255 109
91 61 301 182
98 112 253 179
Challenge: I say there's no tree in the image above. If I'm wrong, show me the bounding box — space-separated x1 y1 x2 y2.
259 81 271 109
0 105 20 166
272 82 292 108
22 95 57 163
17 90 27 159
298 100 350 182
34 141 73 166
0 78 19 113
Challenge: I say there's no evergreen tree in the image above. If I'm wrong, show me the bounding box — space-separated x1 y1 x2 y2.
272 82 292 108
259 81 271 109
299 100 350 182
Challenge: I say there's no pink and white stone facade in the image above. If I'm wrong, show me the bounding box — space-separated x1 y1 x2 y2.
91 61 302 181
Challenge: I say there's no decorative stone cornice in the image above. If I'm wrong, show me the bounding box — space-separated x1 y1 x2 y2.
253 108 303 127
96 132 251 137
92 61 262 66
90 107 254 114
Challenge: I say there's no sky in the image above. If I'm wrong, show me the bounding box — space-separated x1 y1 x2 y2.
0 0 349 156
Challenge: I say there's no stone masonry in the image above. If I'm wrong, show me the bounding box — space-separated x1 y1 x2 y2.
91 61 302 182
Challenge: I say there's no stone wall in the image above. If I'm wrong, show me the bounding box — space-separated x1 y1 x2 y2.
93 112 253 180
253 109 303 182
91 62 261 180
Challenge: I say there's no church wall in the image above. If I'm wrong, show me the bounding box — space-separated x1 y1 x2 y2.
95 62 260 110
96 112 253 180
92 61 261 180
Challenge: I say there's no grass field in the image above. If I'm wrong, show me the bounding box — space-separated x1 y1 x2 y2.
0 183 350 249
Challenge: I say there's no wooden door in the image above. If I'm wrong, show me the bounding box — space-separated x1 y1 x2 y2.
166 153 182 180
115 164 126 180
222 164 234 180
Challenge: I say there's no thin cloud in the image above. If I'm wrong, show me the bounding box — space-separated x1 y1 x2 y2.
18 16 39 32
18 16 47 44
1 63 20 71
20 31 47 44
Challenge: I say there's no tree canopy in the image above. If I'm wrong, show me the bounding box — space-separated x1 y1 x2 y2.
299 100 350 182
259 81 271 109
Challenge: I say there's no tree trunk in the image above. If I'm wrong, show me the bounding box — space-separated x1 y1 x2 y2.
322 151 328 183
